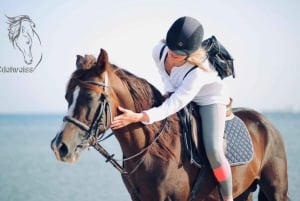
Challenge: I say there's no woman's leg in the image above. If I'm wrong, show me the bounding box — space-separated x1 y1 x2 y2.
199 104 233 201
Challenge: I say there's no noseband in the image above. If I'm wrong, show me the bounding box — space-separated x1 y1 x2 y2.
63 97 111 140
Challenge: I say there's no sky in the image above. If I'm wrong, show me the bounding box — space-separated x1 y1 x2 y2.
0 0 299 114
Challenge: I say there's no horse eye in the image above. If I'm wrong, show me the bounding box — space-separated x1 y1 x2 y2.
85 93 95 102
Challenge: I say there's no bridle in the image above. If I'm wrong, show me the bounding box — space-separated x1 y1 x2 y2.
62 71 168 175
63 71 111 142
63 71 127 173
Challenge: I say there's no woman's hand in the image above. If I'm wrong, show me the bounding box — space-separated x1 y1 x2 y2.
111 106 149 130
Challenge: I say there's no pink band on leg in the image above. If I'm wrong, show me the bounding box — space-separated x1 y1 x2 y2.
213 165 231 182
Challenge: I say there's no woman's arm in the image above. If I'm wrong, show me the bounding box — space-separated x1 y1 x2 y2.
110 106 149 129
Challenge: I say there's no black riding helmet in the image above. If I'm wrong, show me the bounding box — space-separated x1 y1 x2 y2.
166 16 204 56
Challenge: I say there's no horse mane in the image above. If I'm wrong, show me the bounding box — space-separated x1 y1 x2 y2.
6 15 33 46
113 66 164 111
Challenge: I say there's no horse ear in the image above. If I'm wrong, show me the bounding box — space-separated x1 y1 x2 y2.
95 49 109 73
76 55 84 69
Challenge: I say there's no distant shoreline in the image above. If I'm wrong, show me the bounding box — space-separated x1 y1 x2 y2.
0 111 300 117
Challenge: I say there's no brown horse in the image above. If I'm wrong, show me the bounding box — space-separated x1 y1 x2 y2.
51 49 288 201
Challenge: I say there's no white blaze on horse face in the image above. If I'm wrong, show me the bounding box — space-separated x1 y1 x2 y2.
52 86 81 159
68 86 80 117
57 86 81 133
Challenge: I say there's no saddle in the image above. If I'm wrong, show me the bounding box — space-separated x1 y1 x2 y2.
178 99 253 167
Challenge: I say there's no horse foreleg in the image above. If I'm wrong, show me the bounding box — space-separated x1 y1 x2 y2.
121 175 143 201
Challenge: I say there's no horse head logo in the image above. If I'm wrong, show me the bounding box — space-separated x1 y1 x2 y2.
6 15 42 67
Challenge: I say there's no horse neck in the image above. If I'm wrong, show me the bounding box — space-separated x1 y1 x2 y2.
114 94 151 158
110 70 158 158
109 70 183 167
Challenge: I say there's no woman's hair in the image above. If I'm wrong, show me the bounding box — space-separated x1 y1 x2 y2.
186 47 210 72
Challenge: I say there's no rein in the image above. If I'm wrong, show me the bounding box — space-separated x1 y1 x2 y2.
63 72 168 175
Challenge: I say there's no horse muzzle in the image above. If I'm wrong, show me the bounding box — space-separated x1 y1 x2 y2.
50 131 83 163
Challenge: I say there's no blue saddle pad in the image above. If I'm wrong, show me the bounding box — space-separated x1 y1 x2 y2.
224 116 253 166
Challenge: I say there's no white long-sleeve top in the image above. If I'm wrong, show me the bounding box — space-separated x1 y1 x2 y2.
143 42 230 124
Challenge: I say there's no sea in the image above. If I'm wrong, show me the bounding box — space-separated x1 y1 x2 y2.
0 112 299 201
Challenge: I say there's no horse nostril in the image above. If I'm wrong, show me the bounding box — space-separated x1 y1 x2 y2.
58 142 69 158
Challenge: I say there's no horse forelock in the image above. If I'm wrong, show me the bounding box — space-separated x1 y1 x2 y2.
66 68 91 100
76 54 96 70
65 61 108 102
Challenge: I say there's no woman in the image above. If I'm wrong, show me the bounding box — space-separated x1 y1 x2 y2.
111 16 233 201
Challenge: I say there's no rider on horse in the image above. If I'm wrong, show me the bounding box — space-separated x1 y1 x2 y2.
111 16 233 201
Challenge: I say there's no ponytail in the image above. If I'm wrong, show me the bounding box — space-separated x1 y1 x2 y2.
186 48 210 72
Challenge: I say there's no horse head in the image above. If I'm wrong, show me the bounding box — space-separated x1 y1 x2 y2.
51 49 122 163
7 15 39 65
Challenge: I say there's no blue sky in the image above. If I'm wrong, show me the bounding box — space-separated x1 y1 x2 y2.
0 0 299 113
